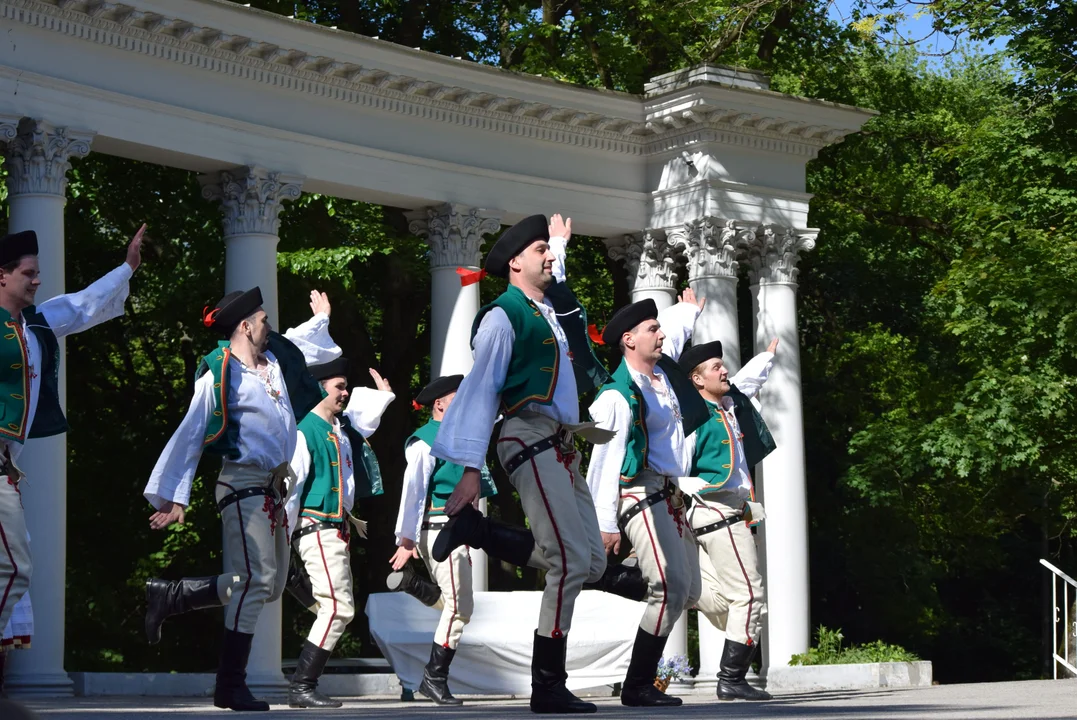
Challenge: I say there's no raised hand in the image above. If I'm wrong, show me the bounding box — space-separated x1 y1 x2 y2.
369 368 392 394
309 290 331 318
767 337 779 354
549 214 572 244
149 501 186 531
678 286 706 311
126 223 147 271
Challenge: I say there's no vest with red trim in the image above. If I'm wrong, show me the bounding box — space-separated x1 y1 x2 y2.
296 411 383 521
0 306 65 443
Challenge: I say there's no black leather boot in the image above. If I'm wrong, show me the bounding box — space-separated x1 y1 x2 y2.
620 628 682 707
716 640 771 701
418 642 463 705
386 565 441 607
285 559 318 613
213 629 270 711
288 640 342 708
583 561 647 602
145 576 223 644
432 504 535 566
530 632 597 714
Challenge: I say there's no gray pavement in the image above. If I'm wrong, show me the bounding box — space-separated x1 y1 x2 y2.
8 680 1077 720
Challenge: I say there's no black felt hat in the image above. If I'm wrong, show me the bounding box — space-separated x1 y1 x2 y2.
601 299 659 347
0 230 38 267
484 214 549 278
679 341 724 375
203 287 263 337
310 357 349 382
415 374 464 406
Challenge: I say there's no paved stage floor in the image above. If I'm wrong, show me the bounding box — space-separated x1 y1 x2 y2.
10 679 1077 720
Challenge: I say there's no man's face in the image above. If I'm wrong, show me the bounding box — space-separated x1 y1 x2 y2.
242 309 271 352
321 377 349 414
624 318 665 363
692 357 729 397
0 256 41 309
509 240 555 290
433 390 456 419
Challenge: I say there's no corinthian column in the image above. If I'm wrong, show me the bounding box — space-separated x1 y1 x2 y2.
201 165 304 695
2 116 94 697
740 225 817 673
406 203 502 377
406 203 501 592
200 165 304 328
607 230 680 310
670 217 742 373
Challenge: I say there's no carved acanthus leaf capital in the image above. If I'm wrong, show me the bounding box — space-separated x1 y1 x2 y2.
3 118 94 196
201 165 304 237
405 203 503 269
738 225 817 285
670 217 739 280
608 230 680 291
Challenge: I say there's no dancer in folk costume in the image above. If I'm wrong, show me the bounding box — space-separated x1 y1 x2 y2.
426 214 620 714
679 338 777 701
0 225 146 673
585 293 708 707
387 374 497 706
142 288 339 712
283 357 394 708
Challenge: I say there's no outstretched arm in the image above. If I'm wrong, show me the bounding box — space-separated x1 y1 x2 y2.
391 440 437 568
38 224 146 338
730 337 778 400
283 290 342 365
658 287 705 362
549 214 571 284
343 369 396 438
144 371 215 523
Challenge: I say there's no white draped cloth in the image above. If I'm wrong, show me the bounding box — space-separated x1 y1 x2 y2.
367 590 640 694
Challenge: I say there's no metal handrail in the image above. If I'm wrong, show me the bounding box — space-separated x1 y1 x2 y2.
1040 559 1077 678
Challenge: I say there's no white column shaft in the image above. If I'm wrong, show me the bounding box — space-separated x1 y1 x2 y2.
4 193 73 696
429 266 478 378
224 233 281 328
630 286 677 311
751 281 809 669
689 276 741 374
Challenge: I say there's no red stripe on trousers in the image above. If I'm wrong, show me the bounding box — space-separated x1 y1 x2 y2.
315 530 338 649
625 493 669 636
229 490 254 633
0 519 18 621
500 436 567 637
444 551 457 648
706 501 756 645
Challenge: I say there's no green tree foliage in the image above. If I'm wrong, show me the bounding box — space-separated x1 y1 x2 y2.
2 0 1069 682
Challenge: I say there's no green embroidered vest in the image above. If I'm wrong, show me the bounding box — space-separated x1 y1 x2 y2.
690 385 776 496
408 419 496 517
0 306 65 442
197 332 325 458
598 356 710 486
296 412 384 521
471 283 608 417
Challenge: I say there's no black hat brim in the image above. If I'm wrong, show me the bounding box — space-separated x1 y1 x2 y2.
484 215 548 278
0 230 38 267
679 341 724 375
310 357 349 382
415 374 464 406
601 299 659 347
208 287 264 337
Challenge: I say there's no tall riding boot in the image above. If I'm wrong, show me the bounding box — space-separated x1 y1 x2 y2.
583 561 647 602
213 629 270 711
288 640 342 708
418 642 463 706
530 632 597 714
716 640 771 701
620 628 683 707
145 576 224 644
386 565 442 607
432 504 535 567
285 561 318 613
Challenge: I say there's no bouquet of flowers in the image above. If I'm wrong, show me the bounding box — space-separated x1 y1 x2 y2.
654 654 693 691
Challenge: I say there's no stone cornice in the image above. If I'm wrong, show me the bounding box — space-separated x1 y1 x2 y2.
2 0 873 158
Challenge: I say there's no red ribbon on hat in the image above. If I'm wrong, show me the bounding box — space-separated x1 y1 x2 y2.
457 267 486 286
588 324 605 345
202 306 220 328
411 399 423 411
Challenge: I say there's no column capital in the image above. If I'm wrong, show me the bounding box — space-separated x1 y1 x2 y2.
3 118 94 197
405 203 502 269
739 225 817 286
607 230 680 291
669 217 739 281
200 165 304 237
